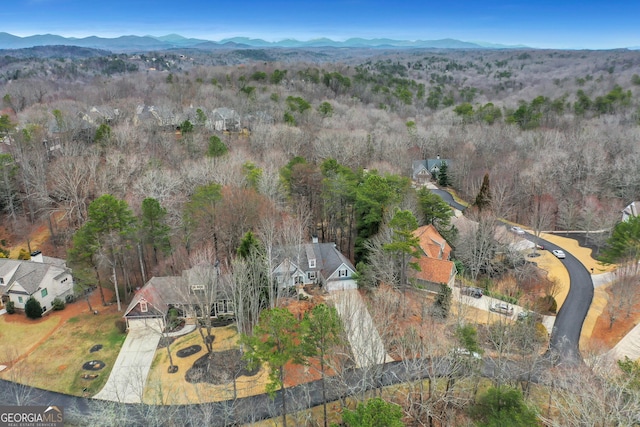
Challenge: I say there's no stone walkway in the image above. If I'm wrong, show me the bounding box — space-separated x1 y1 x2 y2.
327 289 393 368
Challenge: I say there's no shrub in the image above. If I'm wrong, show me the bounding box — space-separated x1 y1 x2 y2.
17 248 31 260
52 297 65 311
25 297 42 319
537 295 558 313
5 300 15 314
114 318 127 333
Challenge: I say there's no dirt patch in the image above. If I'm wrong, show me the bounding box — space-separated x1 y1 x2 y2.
587 285 640 352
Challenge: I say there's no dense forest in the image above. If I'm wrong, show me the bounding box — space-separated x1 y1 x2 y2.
1 46 640 425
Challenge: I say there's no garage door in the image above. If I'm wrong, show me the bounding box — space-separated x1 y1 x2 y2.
126 317 164 334
326 279 358 292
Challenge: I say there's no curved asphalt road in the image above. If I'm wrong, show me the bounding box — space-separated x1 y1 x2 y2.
431 188 467 212
524 233 593 364
432 187 593 365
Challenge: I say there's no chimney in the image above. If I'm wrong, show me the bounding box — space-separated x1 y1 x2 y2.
30 250 43 263
436 154 440 160
312 236 319 244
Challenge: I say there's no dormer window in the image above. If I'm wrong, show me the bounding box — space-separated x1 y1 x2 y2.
309 259 316 269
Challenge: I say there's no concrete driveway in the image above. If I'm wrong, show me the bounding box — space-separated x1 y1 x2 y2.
328 289 394 368
453 287 556 334
93 320 161 403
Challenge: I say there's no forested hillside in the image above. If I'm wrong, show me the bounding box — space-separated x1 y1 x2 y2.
2 48 638 266
1 45 640 425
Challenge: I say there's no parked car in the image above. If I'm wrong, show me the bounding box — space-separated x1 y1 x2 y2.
461 286 483 298
453 348 482 360
517 310 541 322
552 249 566 259
490 302 514 316
510 226 525 235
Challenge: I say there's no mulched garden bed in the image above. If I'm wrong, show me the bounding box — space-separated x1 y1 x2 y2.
211 317 235 327
81 373 99 380
82 360 105 371
185 349 259 385
90 344 103 353
177 345 202 358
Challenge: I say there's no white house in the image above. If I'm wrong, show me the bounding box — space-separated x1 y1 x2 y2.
273 238 357 292
0 251 74 314
622 201 640 222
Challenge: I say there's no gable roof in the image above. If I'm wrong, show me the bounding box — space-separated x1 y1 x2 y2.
414 224 451 260
622 201 640 221
274 242 355 282
124 276 181 318
411 225 456 285
427 158 450 172
412 257 456 285
0 257 69 295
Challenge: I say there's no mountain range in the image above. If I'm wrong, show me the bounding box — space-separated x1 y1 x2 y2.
0 32 528 52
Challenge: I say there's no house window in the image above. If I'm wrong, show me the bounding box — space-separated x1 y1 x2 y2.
338 269 348 278
41 288 48 298
0 277 3 284
191 284 205 293
294 276 303 285
308 271 317 280
140 301 148 313
18 296 23 304
309 259 316 268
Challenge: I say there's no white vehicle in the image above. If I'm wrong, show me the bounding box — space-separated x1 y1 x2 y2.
490 302 514 316
552 249 566 259
510 226 525 235
453 348 482 360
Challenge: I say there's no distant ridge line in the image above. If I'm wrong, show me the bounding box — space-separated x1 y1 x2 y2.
0 32 530 52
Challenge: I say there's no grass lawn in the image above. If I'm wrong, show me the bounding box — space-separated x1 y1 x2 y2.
144 325 270 404
5 311 126 396
0 314 60 364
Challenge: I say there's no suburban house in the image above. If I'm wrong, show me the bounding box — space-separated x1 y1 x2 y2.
622 201 640 222
412 156 451 183
124 266 234 331
0 251 75 314
210 107 241 132
273 238 357 292
410 225 457 290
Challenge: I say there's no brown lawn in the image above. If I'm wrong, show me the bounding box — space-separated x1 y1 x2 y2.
144 325 271 404
0 289 123 396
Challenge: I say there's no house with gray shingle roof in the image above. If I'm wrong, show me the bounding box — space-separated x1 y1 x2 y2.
0 251 74 314
123 267 234 331
273 238 357 292
210 108 241 132
412 156 451 183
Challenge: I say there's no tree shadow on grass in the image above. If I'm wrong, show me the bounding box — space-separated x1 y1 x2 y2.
185 349 258 385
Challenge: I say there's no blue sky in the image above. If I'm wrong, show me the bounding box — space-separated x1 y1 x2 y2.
3 0 639 49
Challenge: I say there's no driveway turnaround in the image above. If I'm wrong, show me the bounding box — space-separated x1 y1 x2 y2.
93 322 161 403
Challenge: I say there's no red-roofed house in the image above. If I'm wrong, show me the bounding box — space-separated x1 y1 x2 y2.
411 225 457 289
